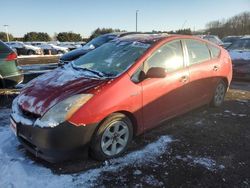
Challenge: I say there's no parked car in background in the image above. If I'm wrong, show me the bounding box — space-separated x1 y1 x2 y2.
6 42 43 56
0 40 23 88
26 41 47 46
37 43 69 55
58 42 84 51
59 32 137 65
227 36 250 80
222 36 242 49
75 41 86 47
201 35 224 46
10 34 232 162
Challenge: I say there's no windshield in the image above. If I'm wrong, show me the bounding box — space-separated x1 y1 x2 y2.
228 39 250 50
222 37 240 43
84 35 117 49
73 40 151 77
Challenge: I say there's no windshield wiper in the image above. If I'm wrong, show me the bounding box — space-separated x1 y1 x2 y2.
101 71 115 77
71 64 105 78
81 68 105 77
71 63 116 78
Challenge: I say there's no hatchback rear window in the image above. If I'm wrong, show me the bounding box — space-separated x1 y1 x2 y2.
0 41 11 53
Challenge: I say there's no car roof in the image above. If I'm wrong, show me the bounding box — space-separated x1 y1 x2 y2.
114 33 170 44
241 35 250 39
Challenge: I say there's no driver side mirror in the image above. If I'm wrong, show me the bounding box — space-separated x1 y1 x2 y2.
146 67 166 78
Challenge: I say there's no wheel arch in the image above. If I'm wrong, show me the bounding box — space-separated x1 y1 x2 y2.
220 76 229 89
115 110 138 137
91 110 139 141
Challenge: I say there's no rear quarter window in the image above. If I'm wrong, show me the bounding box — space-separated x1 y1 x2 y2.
0 41 11 53
185 39 210 65
208 44 221 58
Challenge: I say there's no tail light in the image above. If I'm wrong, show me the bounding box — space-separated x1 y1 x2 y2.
6 52 17 61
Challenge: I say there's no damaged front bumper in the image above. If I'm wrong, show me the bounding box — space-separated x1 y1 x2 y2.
10 115 98 163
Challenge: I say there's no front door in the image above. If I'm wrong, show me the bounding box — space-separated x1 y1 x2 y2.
141 40 190 130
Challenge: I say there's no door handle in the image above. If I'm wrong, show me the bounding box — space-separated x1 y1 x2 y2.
180 75 188 83
213 65 219 71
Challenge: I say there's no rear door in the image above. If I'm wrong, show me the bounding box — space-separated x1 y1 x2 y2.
183 39 219 108
141 40 190 130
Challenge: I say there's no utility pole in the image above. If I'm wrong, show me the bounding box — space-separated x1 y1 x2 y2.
3 25 9 42
136 10 139 32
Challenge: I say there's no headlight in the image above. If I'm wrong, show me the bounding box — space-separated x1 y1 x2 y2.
34 94 93 128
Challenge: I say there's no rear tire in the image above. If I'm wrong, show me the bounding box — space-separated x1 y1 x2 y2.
90 113 133 161
211 80 227 107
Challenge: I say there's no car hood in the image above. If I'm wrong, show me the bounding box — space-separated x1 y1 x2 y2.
60 47 92 61
17 64 108 116
229 50 250 61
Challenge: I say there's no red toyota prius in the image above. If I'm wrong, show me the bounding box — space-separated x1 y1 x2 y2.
10 34 232 162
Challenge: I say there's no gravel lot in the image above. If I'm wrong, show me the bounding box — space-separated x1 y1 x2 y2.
0 81 249 188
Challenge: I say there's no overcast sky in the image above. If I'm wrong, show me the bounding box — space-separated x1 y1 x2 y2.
1 0 249 37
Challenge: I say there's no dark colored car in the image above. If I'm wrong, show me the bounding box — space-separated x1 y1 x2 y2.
0 40 23 88
222 36 242 49
233 63 250 80
10 34 232 163
59 32 137 65
228 36 250 80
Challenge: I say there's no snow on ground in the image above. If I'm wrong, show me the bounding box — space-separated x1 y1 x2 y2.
175 155 225 171
0 110 173 188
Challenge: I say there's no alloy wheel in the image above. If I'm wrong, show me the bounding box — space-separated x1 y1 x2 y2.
101 121 129 156
214 82 226 106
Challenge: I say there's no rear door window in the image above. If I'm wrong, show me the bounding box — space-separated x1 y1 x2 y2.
208 44 221 58
185 39 211 65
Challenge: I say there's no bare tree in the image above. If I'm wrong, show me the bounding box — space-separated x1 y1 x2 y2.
205 12 250 38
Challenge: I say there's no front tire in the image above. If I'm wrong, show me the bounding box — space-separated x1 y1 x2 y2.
211 80 227 107
90 113 133 161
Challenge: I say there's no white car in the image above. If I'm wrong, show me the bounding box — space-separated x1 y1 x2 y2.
5 42 43 56
37 44 69 55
